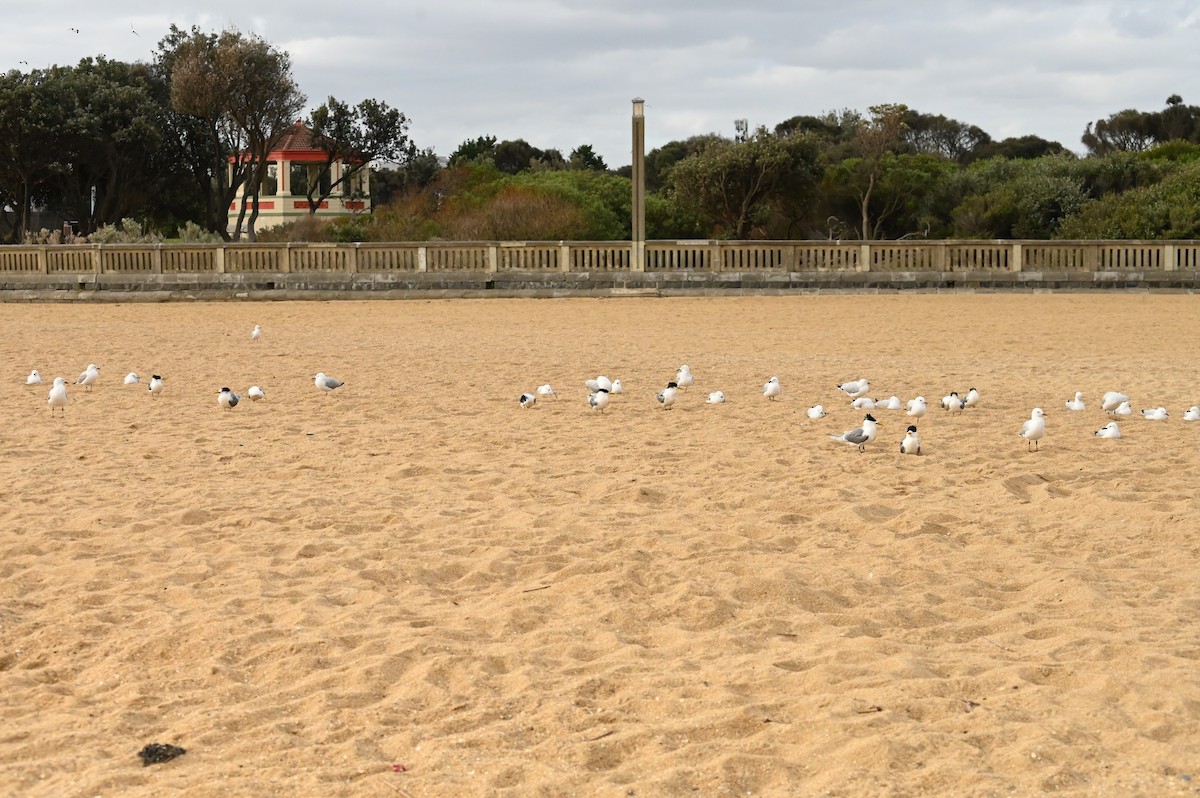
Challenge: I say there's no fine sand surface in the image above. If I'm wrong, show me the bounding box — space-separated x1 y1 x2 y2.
1 295 1199 797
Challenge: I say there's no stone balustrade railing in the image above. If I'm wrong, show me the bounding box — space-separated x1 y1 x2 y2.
1 240 1198 275
1 240 1198 296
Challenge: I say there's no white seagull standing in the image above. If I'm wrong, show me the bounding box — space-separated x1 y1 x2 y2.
519 392 537 409
247 386 265 401
1102 391 1129 412
314 372 345 394
251 324 262 342
830 413 879 453
837 378 870 398
1065 392 1085 411
587 387 610 412
148 375 164 396
123 372 140 385
906 396 928 418
900 425 922 455
674 365 693 391
26 369 43 385
657 381 679 409
47 377 68 416
1140 407 1168 421
217 387 240 409
763 376 781 401
610 380 623 395
807 405 826 420
1020 408 1046 451
705 391 725 404
1095 422 1121 439
941 392 964 411
75 363 99 390
963 387 980 408
1184 406 1200 422
536 383 557 399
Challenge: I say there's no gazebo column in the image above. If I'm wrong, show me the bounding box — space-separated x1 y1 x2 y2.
276 159 288 196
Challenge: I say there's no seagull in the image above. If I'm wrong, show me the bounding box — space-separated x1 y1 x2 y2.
941 392 964 411
963 387 980 408
1185 406 1200 422
123 372 140 385
247 386 265 401
675 365 693 390
763 376 781 401
75 363 99 390
1102 391 1129 413
519 392 537 409
1065 392 1085 411
47 377 68 416
1140 407 1168 421
314 372 344 393
217 387 240 409
25 369 43 385
587 387 610 412
829 413 879 453
900 425 922 455
837 379 870 398
906 396 928 418
1020 408 1046 451
851 396 876 410
251 324 262 342
536 384 557 398
876 396 902 411
807 404 826 420
585 375 613 392
148 375 164 396
657 381 679 409
705 391 725 404
1095 422 1121 439
1113 401 1132 416
611 380 623 395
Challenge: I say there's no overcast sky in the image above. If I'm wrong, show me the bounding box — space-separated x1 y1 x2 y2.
4 2 1199 167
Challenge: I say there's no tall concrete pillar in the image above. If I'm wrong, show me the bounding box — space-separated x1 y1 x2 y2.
631 98 646 273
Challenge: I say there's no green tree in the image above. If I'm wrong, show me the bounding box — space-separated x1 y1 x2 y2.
161 26 305 241
568 144 607 171
827 103 910 240
667 129 821 239
903 110 991 163
1056 160 1200 239
47 58 175 233
448 135 497 166
305 96 412 214
0 69 69 241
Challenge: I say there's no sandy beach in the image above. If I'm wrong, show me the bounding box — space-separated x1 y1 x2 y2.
1 294 1198 797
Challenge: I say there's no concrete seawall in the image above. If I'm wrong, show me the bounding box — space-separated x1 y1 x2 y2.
3 268 1199 301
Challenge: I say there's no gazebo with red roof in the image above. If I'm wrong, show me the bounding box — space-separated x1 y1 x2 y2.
229 121 370 231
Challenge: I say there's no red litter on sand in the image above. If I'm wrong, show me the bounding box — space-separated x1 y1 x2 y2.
391 763 408 772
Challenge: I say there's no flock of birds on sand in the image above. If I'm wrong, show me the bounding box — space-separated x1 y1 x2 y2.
21 324 1200 453
25 325 345 416
518 368 1200 455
